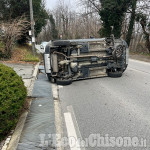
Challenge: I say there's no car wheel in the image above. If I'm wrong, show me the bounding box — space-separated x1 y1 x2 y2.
123 64 128 72
56 78 72 85
47 73 51 81
107 70 123 78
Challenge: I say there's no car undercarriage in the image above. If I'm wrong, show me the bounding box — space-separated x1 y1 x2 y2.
44 37 129 85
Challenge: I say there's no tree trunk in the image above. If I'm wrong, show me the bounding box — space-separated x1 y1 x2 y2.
126 0 137 46
140 21 150 53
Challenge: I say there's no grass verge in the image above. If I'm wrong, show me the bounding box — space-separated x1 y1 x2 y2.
17 45 40 62
0 44 40 63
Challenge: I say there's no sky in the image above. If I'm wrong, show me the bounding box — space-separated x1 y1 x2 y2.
45 0 57 10
45 0 77 10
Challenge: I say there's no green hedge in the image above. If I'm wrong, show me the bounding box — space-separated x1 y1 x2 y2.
0 64 27 140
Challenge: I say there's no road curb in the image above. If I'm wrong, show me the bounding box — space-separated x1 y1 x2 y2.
33 62 40 78
2 62 40 150
27 62 40 96
52 84 64 150
6 103 31 150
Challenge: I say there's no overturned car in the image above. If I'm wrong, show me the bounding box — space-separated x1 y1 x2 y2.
44 37 129 85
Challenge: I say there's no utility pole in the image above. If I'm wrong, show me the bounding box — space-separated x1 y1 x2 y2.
29 0 36 56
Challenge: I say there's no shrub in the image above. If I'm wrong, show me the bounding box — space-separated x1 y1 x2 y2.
0 51 7 59
0 64 27 140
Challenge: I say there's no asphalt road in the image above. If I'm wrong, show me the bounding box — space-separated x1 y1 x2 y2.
59 59 150 150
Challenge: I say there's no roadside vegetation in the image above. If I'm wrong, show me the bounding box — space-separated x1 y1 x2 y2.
0 0 44 62
23 53 40 62
11 45 40 63
0 64 27 141
0 0 48 44
0 0 48 59
0 44 40 63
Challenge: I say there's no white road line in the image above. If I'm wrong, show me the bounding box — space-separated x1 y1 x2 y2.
129 59 150 65
67 106 85 150
64 112 81 150
128 67 150 75
52 84 59 100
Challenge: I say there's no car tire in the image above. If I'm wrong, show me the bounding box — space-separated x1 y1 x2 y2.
56 78 72 85
47 73 56 83
47 73 51 81
107 71 123 78
123 64 128 72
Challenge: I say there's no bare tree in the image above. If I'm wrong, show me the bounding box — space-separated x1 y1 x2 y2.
0 17 29 58
37 0 102 42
